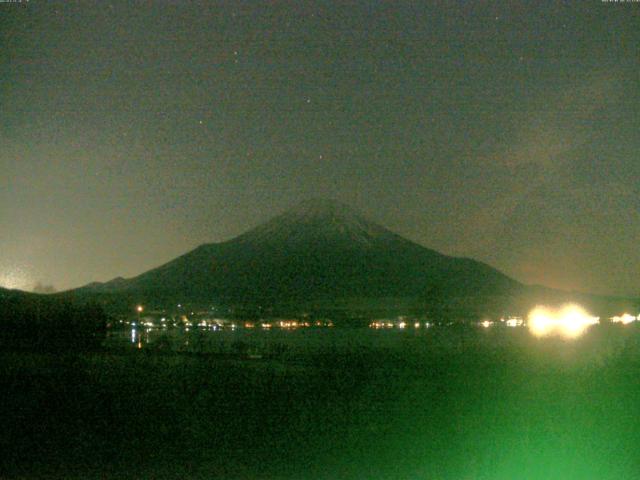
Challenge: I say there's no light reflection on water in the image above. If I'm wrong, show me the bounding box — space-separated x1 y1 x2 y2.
106 321 640 367
110 324 439 356
108 321 547 361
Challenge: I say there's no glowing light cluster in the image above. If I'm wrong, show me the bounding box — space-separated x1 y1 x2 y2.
610 313 637 325
528 304 599 338
502 316 524 327
369 320 429 329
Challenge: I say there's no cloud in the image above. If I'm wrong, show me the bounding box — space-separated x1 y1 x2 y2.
452 71 638 294
466 71 626 238
499 71 623 172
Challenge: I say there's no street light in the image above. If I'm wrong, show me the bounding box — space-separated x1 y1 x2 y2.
136 305 143 325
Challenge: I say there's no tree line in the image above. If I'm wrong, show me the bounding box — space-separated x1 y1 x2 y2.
0 292 107 352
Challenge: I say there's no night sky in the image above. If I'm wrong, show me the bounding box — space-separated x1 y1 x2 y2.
1 1 639 296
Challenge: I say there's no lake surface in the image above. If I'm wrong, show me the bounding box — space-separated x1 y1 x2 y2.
106 322 640 368
4 323 640 479
110 324 444 354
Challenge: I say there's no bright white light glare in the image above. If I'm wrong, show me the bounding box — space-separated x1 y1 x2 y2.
528 304 599 338
611 313 636 325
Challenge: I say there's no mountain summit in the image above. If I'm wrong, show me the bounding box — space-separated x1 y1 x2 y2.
235 198 396 248
74 199 523 311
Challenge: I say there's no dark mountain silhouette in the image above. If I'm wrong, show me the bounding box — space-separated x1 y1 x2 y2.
70 199 524 313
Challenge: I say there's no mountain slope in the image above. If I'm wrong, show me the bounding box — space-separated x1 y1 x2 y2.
71 199 523 308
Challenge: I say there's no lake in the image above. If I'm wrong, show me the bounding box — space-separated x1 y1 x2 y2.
3 323 640 479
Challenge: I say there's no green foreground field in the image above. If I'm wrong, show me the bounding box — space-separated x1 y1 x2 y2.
2 326 640 479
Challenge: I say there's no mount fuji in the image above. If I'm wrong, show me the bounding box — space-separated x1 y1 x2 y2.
70 199 524 314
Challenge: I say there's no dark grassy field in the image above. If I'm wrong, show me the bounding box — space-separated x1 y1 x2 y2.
2 325 640 479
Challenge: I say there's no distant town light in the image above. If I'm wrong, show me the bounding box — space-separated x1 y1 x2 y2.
528 304 599 338
611 313 636 325
503 317 524 328
136 305 143 313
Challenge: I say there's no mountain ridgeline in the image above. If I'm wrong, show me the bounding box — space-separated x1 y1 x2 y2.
72 200 525 315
